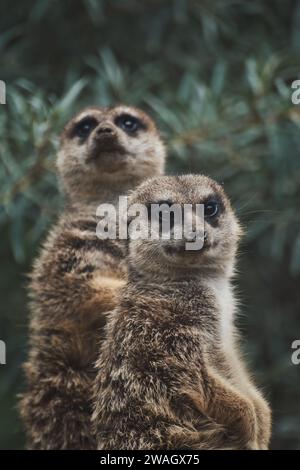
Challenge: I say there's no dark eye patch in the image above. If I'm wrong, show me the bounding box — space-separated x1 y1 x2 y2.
115 113 146 134
203 195 224 223
204 201 219 218
72 117 98 139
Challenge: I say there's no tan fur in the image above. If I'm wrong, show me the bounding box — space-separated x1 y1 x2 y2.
19 105 166 449
92 175 271 450
90 275 126 291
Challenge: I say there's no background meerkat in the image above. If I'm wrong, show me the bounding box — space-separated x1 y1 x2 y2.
92 174 271 450
19 105 166 449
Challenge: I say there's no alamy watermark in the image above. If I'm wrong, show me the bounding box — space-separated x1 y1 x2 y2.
291 340 300 365
95 196 206 250
0 80 6 104
291 80 300 104
0 340 6 365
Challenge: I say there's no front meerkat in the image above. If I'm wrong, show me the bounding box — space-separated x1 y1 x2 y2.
92 175 271 450
19 106 165 449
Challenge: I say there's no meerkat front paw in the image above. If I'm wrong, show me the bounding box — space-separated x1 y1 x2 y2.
226 396 259 449
192 368 260 449
250 395 272 450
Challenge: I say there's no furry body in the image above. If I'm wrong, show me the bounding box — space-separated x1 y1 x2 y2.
92 175 271 450
19 106 165 449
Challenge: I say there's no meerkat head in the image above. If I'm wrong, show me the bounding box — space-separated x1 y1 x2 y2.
57 105 165 202
127 175 242 278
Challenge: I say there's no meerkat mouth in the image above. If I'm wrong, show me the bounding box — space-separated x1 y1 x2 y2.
88 137 126 161
163 241 211 258
163 245 202 256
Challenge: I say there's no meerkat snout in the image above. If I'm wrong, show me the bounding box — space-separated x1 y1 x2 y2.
57 105 166 201
127 174 242 276
95 123 115 134
87 120 124 161
94 122 117 140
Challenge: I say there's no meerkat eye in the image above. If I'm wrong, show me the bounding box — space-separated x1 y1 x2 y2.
204 201 219 218
74 117 98 138
115 114 144 134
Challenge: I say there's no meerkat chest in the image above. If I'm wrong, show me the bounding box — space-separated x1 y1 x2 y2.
204 278 236 352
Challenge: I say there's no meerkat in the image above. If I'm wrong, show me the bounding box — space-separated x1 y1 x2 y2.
19 105 166 449
92 174 271 450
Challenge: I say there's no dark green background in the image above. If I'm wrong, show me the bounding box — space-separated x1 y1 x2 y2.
1 0 300 449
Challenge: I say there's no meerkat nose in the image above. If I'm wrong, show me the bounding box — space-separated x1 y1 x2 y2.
96 124 115 135
184 230 207 242
185 231 196 241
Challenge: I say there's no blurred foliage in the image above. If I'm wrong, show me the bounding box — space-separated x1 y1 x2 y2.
0 0 300 449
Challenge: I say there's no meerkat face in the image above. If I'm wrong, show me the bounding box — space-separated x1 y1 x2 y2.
57 105 165 200
128 175 242 276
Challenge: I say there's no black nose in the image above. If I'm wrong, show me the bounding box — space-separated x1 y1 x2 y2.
97 126 114 134
185 231 207 242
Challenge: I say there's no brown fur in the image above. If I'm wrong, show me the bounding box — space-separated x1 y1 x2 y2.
92 175 271 450
19 105 166 449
